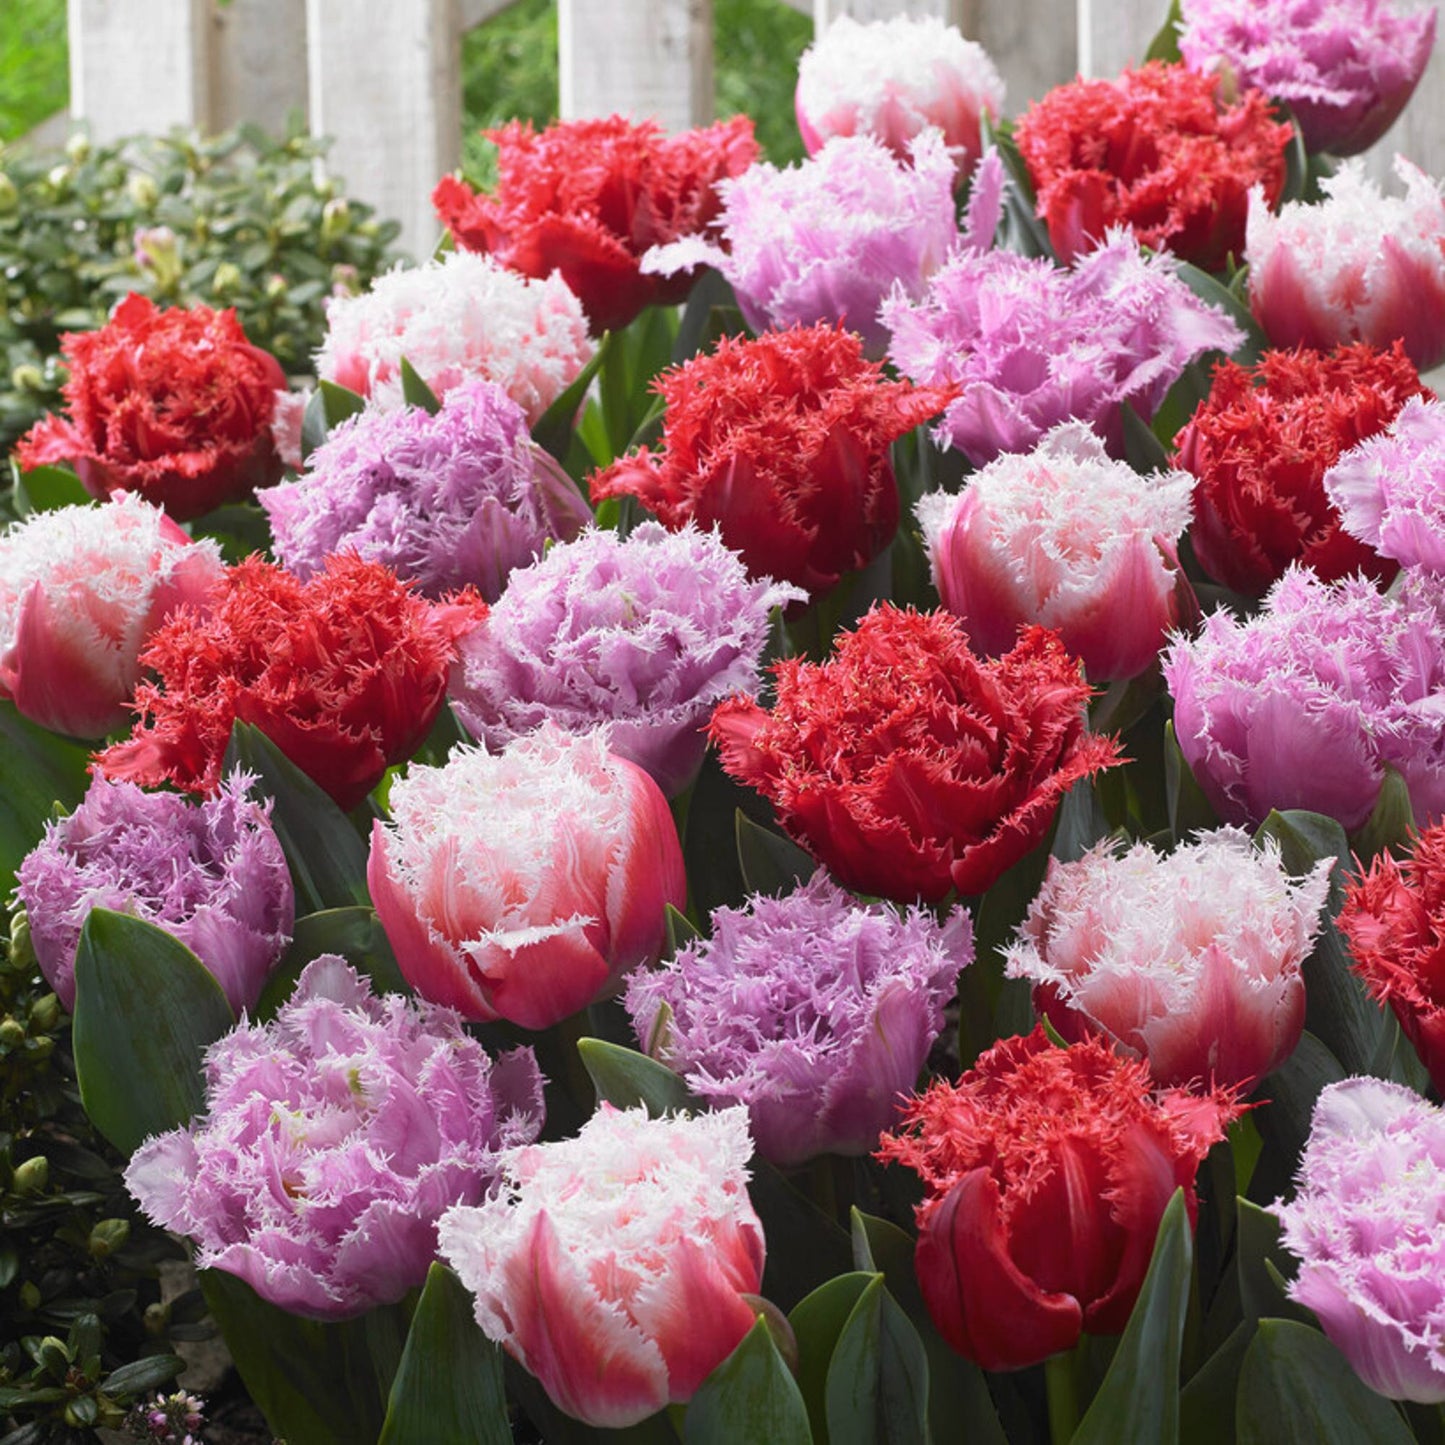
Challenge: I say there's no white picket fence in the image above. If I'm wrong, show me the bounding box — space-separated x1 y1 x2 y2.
64 0 1444 257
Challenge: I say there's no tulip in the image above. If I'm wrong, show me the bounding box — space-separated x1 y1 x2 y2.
879 1029 1236 1371
1246 158 1445 373
794 15 1004 176
1179 0 1436 157
16 294 287 522
0 493 224 738
368 726 686 1030
450 523 803 797
625 875 973 1166
315 250 594 426
439 1104 765 1428
917 422 1194 681
1006 829 1330 1089
259 376 592 602
1273 1077 1445 1402
711 604 1123 903
125 956 545 1320
15 770 293 1015
1339 822 1445 1092
1324 396 1445 576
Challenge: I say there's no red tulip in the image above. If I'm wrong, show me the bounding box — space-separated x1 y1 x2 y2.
879 1029 1236 1371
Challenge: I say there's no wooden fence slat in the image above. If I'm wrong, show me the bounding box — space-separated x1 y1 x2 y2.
209 0 309 134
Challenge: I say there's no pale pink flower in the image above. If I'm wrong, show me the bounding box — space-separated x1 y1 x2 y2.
916 422 1193 680
367 727 686 1031
439 1104 765 1428
315 251 594 425
1007 828 1330 1089
0 493 224 737
794 15 1004 176
1275 1077 1445 1402
1247 158 1445 372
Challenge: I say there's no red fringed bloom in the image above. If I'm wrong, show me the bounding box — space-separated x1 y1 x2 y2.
709 604 1122 903
878 1029 1238 1372
433 115 759 334
16 294 287 522
99 555 482 811
1339 823 1445 1093
1175 341 1428 596
590 326 953 599
1013 61 1292 270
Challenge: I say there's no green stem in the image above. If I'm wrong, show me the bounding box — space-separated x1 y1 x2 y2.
1045 1349 1081 1445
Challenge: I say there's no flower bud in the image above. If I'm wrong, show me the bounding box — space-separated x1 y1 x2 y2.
46 164 71 191
87 1219 130 1258
264 272 287 299
10 363 44 393
8 909 32 971
65 133 91 163
0 173 17 213
212 261 242 296
0 1018 25 1049
27 993 59 1033
18 1281 41 1311
127 171 160 210
13 1156 49 1195
321 196 351 240
143 1302 169 1336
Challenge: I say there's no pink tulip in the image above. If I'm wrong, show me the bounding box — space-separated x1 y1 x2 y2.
916 423 1193 680
368 726 686 1031
1247 158 1445 373
439 1104 765 1428
0 493 224 737
1006 829 1331 1089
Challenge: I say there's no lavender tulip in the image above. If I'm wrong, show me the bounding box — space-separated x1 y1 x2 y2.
15 770 293 1015
125 956 544 1320
1163 568 1445 832
449 523 803 795
1274 1077 1445 1402
883 228 1243 466
258 377 591 601
624 875 972 1167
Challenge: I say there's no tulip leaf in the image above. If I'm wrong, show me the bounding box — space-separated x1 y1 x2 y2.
1350 765 1414 865
1236 1320 1414 1445
685 1317 814 1445
532 333 611 465
736 810 818 898
0 699 91 885
13 462 90 514
202 1269 399 1445
71 910 235 1155
664 902 702 958
752 1164 856 1313
1235 1199 1313 1328
1143 0 1184 63
319 378 367 429
398 356 442 415
1164 720 1218 845
223 720 371 914
256 906 408 1021
577 1037 696 1117
1121 400 1171 477
825 1275 930 1445
790 1272 875 1444
1172 262 1267 364
1071 1190 1192 1445
1179 1322 1253 1445
1249 1031 1347 1206
851 1210 1007 1445
1052 778 1114 864
378 1263 508 1445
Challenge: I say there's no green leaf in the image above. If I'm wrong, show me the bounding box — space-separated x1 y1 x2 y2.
1235 1199 1310 1327
71 911 235 1155
1350 765 1414 864
576 1037 695 1117
1254 809 1351 878
1071 1190 1192 1445
1143 0 1184 63
790 1273 875 1444
223 721 370 913
1121 401 1171 476
825 1276 930 1445
378 1264 509 1445
99 1354 186 1398
1249 1032 1346 1206
1052 779 1113 864
1236 1320 1414 1445
1180 1322 1252 1445
685 1317 813 1445
300 387 330 461
736 811 817 898
14 463 89 513
1165 720 1219 845
1172 262 1266 364
532 333 611 464
398 356 441 415
256 906 407 1021
664 902 702 958
0 700 91 884
319 378 367 429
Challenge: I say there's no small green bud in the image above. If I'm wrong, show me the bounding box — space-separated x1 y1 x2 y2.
264 272 287 300
13 1156 49 1195
18 1281 40 1310
26 1035 54 1063
212 261 242 295
10 363 45 393
0 1018 25 1049
88 1218 130 1258
28 993 59 1033
143 1301 170 1336
65 133 91 163
9 909 34 969
321 196 351 241
0 172 17 212
127 170 160 209
46 163 71 191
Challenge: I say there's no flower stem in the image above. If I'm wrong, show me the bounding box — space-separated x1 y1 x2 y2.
1045 1349 1081 1445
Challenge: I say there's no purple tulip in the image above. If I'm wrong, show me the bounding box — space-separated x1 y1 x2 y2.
449 522 803 796
15 770 293 1015
1163 567 1445 832
1274 1076 1445 1402
883 229 1243 466
1180 0 1436 156
1325 396 1445 575
124 956 544 1320
623 874 972 1167
258 377 592 601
